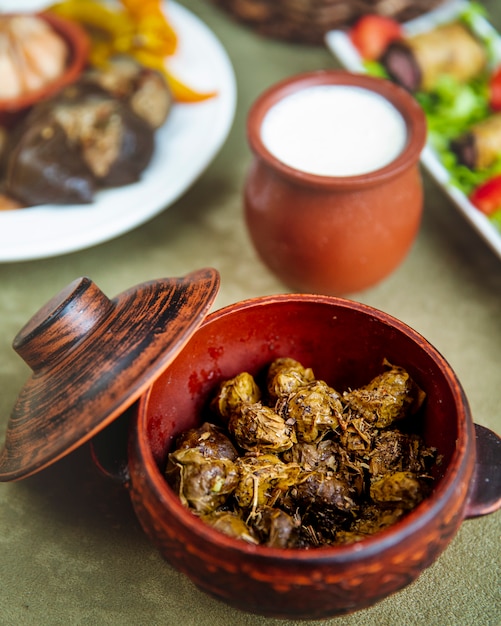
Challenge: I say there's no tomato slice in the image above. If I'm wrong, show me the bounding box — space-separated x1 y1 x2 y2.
469 175 501 215
349 15 403 61
489 66 501 112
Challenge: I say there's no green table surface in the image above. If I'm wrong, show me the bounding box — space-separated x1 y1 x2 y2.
1 2 500 624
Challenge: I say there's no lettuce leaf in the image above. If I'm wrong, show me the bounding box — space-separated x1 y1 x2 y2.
363 3 501 233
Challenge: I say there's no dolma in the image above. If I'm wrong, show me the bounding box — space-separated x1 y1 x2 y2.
451 112 501 170
381 22 486 93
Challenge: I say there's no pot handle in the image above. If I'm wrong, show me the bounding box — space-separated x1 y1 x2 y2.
464 423 501 519
89 405 134 487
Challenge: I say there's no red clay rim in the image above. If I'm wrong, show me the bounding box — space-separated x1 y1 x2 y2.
247 70 427 190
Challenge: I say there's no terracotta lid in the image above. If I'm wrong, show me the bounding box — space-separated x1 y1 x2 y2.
0 268 220 482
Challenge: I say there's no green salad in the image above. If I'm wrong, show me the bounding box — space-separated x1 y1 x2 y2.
364 2 501 232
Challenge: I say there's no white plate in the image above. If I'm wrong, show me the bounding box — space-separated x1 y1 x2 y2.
326 0 501 261
0 1 237 262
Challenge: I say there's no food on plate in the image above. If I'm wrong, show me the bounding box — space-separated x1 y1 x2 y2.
0 193 23 211
83 56 173 128
451 112 501 171
165 357 438 548
347 2 501 230
3 58 171 206
349 15 403 62
380 22 487 93
0 14 68 102
47 0 216 103
488 66 501 112
0 1 219 210
0 126 7 163
48 0 176 64
469 174 501 216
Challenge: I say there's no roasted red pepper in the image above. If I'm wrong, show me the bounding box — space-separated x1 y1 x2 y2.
47 0 215 103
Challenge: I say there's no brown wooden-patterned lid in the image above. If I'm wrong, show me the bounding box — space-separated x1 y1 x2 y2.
0 268 220 482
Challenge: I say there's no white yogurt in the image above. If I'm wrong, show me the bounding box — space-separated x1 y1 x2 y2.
260 85 407 177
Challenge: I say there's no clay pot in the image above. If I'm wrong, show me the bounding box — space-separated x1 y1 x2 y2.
127 294 500 620
244 70 427 296
1 275 499 620
0 12 89 128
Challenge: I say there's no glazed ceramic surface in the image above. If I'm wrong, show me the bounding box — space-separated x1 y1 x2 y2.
129 295 497 620
244 70 427 296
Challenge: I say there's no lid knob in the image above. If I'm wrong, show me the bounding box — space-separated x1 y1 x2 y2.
13 277 113 372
